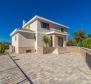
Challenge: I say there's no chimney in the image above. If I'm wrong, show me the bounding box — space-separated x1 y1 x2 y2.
23 20 26 26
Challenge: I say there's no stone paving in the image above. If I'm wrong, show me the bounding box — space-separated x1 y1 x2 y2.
0 54 30 84
11 52 91 84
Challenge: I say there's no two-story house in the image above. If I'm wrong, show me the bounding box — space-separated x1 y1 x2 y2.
10 15 69 54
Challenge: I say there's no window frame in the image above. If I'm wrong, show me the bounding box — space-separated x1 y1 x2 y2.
41 22 50 30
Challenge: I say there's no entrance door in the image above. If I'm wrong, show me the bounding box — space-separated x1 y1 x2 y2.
58 37 63 47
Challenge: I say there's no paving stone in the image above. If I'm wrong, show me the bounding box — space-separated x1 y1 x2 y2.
11 53 91 84
0 54 29 84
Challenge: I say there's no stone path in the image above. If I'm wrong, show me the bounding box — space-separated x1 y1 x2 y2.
11 52 91 84
0 54 30 84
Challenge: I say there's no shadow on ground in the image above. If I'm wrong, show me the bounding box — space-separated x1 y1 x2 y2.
86 53 91 69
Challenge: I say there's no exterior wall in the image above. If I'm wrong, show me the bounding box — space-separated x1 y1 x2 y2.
39 19 67 33
23 20 38 32
36 20 51 50
18 33 35 48
11 32 35 53
23 20 38 50
11 18 68 54
12 33 19 47
29 20 38 32
36 20 68 49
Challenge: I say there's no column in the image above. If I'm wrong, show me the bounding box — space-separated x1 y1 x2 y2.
63 36 67 47
52 35 57 47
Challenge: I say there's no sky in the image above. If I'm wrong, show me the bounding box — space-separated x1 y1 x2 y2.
0 0 91 42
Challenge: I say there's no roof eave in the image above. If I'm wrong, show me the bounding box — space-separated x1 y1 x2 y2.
22 15 69 29
10 28 35 36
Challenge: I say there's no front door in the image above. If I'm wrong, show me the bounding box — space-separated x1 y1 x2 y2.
58 37 63 47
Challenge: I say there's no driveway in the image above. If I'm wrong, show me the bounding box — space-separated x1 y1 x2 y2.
12 53 91 84
0 54 30 84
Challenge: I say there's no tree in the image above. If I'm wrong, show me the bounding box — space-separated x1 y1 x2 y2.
0 43 5 53
67 38 77 46
43 36 50 47
73 29 86 46
82 38 91 48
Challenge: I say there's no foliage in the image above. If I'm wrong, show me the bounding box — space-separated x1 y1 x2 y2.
73 29 86 44
0 43 5 53
82 38 91 48
68 29 91 49
0 42 11 53
67 38 77 46
77 41 83 47
43 36 50 47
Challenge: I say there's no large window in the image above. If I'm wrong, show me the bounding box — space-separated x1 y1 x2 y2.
41 22 49 29
61 28 64 32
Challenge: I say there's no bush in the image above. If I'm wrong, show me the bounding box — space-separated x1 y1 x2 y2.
77 41 83 47
0 43 5 53
67 38 77 46
82 38 91 48
43 36 50 47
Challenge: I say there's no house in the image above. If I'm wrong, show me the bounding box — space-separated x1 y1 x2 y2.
10 15 69 54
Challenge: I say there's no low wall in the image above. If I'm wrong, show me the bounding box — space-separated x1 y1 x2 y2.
37 46 87 55
43 47 55 54
66 46 86 56
37 47 55 54
36 48 43 54
18 47 35 53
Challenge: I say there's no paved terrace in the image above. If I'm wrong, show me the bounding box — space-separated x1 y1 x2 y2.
0 54 30 84
11 52 91 84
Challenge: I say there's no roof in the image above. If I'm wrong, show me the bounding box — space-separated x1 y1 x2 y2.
22 15 69 28
10 28 35 36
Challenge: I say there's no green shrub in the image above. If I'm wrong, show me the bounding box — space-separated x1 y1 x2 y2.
77 41 83 47
0 43 5 53
82 38 91 48
43 36 50 47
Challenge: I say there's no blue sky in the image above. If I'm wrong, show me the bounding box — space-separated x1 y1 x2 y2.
0 0 91 42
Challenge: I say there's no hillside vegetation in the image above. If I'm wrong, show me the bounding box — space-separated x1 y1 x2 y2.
67 29 91 48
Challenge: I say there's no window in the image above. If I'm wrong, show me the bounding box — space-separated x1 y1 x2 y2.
41 22 49 29
61 28 64 32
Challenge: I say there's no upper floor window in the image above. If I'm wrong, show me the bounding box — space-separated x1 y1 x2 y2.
61 28 64 32
41 22 49 29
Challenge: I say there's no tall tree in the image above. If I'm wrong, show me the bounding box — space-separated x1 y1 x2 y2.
73 29 86 43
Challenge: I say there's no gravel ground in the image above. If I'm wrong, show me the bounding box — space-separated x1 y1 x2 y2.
0 54 30 84
11 52 91 84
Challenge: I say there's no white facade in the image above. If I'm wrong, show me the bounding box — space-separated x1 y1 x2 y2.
10 15 69 53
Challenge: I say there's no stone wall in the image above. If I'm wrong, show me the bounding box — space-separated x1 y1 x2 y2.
16 47 35 54
43 47 55 54
37 46 87 55
66 46 86 56
36 47 55 54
